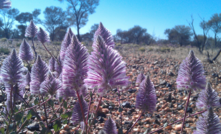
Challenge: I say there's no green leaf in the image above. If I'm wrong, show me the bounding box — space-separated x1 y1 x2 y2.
61 114 68 119
118 128 123 134
63 119 68 124
59 108 63 114
40 127 47 134
0 127 5 133
10 132 16 134
63 101 67 109
66 112 72 117
26 110 33 120
8 124 15 132
15 112 23 125
118 106 122 112
59 97 63 103
34 97 39 105
48 100 54 107
53 120 61 132
90 91 93 97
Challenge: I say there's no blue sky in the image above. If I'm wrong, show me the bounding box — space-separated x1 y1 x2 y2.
10 0 221 39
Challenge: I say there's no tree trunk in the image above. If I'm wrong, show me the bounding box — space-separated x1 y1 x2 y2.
77 26 81 42
214 33 217 47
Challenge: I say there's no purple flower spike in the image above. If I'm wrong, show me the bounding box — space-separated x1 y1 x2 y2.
193 108 221 134
1 49 24 85
25 71 31 86
49 57 55 72
6 84 24 102
19 39 34 61
93 22 115 48
0 0 11 9
30 55 49 95
103 117 118 134
60 33 72 61
176 50 206 91
85 36 129 96
40 73 61 96
196 82 221 110
37 27 50 44
136 72 145 84
72 96 88 125
62 35 89 91
136 76 157 113
57 86 76 100
25 20 38 38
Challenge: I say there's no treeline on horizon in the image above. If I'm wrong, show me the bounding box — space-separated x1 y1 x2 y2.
0 2 221 54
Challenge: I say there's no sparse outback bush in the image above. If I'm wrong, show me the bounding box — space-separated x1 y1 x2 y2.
0 1 221 134
0 38 7 42
0 47 10 55
139 47 145 52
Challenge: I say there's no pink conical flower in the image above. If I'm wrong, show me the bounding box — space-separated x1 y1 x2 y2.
60 28 73 61
19 39 34 61
93 22 115 48
72 96 88 125
85 36 129 96
37 27 50 44
103 117 117 134
30 55 49 95
62 35 89 91
25 20 38 38
196 82 221 110
1 49 24 85
176 50 206 91
136 76 157 113
136 72 145 84
193 108 221 134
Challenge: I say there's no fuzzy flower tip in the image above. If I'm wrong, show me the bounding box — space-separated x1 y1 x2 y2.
0 0 11 9
85 36 129 96
136 76 157 113
37 27 50 44
72 96 88 125
136 72 145 84
193 108 221 134
1 49 24 85
30 55 49 95
62 35 89 91
40 72 61 96
93 22 115 48
49 57 55 72
25 20 38 38
196 82 221 110
176 50 206 91
60 33 72 61
19 39 34 61
103 117 118 134
25 71 31 86
57 86 76 100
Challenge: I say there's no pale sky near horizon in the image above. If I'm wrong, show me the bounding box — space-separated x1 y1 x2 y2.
10 0 221 39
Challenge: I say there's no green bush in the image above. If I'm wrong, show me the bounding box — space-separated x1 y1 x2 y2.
139 47 145 52
148 48 154 51
0 38 7 42
16 43 21 47
53 41 61 46
0 47 10 55
156 47 170 52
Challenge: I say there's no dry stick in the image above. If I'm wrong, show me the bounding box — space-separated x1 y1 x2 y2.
42 43 61 66
15 96 52 114
117 88 123 130
76 91 88 132
41 96 49 128
126 112 143 134
6 86 14 134
17 119 28 133
149 109 207 134
180 89 192 133
31 38 37 62
86 90 95 134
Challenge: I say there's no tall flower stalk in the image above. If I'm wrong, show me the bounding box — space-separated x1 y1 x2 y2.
176 50 206 133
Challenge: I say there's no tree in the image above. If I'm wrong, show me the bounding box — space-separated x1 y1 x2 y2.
58 0 99 41
207 13 221 47
164 25 192 46
127 26 147 44
0 8 19 38
15 12 33 25
32 9 42 24
90 23 98 34
43 6 68 41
